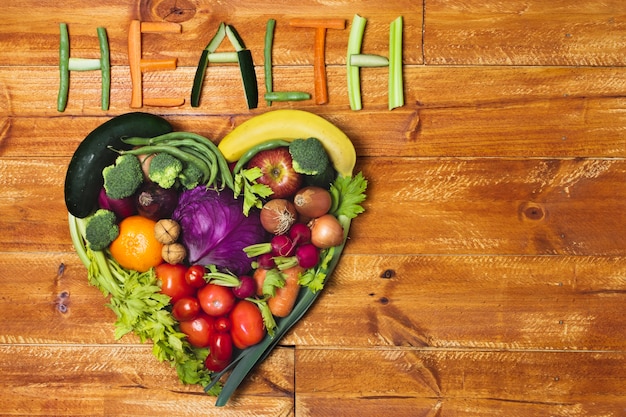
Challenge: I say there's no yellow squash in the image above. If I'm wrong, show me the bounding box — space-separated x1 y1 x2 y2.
218 109 356 177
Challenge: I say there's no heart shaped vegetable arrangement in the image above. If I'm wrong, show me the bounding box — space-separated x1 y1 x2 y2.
65 109 367 405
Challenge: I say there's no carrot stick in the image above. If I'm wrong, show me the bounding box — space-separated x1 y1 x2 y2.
140 58 177 72
140 21 181 34
128 20 143 108
142 97 185 107
268 266 304 318
289 18 346 105
289 18 345 30
313 27 328 105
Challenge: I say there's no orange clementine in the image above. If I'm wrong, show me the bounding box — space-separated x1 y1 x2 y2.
109 215 163 272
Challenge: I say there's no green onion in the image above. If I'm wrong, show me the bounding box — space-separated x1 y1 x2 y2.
191 23 226 107
388 16 404 110
350 53 389 67
263 91 311 102
346 15 367 111
57 23 70 112
264 19 276 106
97 27 110 111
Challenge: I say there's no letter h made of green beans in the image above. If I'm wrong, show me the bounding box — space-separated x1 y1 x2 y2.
57 23 110 112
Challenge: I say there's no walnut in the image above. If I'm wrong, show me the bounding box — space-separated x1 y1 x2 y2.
162 243 186 265
154 219 181 244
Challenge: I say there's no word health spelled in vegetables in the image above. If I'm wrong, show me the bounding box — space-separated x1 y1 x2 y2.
65 110 368 405
57 15 403 111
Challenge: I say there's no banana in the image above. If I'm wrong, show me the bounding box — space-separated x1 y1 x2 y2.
218 109 356 177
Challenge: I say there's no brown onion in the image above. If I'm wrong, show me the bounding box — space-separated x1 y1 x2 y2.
260 199 297 235
293 186 332 218
309 214 344 248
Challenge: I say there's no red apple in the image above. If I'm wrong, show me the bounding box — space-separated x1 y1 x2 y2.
247 147 303 198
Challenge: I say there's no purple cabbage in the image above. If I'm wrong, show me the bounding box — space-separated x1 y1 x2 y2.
172 187 268 275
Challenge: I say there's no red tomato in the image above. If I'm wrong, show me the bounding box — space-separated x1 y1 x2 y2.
155 263 195 304
179 313 215 348
197 284 236 317
210 332 233 362
214 316 232 333
185 265 206 288
205 354 229 372
172 296 201 322
229 300 265 349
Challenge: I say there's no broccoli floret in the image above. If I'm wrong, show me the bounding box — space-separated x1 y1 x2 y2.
288 137 336 187
103 154 144 200
178 162 204 190
84 209 119 251
288 137 331 175
148 152 183 189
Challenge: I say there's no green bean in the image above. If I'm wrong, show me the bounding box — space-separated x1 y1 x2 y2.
264 19 276 106
97 27 110 111
115 145 212 184
232 139 290 174
123 132 235 191
263 91 311 102
179 145 219 187
57 23 70 112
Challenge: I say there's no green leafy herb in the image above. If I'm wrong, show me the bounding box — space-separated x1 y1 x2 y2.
68 213 220 396
329 171 368 219
233 167 274 215
298 247 335 292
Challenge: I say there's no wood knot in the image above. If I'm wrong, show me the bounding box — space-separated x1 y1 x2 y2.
519 202 546 221
380 269 395 279
145 0 196 23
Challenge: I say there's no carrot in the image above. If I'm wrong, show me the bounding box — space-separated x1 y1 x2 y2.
140 58 178 72
140 21 181 34
253 268 267 297
289 18 345 30
128 19 182 108
128 20 143 108
143 97 185 107
289 18 346 105
268 266 304 318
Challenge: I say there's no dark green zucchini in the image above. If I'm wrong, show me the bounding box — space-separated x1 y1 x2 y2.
64 112 173 218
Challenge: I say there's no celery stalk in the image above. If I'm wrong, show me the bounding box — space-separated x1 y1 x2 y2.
388 16 404 110
346 14 367 111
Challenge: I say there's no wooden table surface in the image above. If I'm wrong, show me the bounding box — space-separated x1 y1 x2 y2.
2 0 626 415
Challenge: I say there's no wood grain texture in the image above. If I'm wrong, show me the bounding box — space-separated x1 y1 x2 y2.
1 0 625 416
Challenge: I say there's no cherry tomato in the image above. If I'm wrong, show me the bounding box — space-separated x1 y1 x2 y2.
172 296 201 322
197 283 236 317
185 265 206 288
155 263 195 304
209 332 233 362
214 316 232 333
229 300 265 349
205 354 229 372
179 313 215 348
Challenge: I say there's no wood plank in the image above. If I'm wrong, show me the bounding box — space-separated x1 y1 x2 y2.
4 66 626 158
295 348 626 416
1 252 624 351
424 0 626 65
0 344 294 416
0 0 423 67
2 157 626 255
